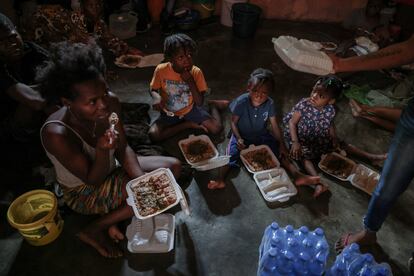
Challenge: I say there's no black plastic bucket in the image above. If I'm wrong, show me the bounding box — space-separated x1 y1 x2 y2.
231 3 261 38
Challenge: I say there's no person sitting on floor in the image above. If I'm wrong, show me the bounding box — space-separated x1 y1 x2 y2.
0 12 55 148
208 68 321 190
38 41 181 258
148 33 223 142
282 75 386 196
22 0 141 57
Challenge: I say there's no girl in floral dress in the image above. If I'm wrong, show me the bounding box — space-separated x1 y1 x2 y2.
283 75 345 197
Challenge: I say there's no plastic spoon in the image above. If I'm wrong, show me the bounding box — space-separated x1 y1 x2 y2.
108 112 119 144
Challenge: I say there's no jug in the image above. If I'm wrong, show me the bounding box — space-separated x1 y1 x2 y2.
109 11 138 40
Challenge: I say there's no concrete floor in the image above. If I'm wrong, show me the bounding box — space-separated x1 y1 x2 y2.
1 19 414 276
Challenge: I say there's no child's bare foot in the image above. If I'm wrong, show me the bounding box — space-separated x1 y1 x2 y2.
335 229 377 254
208 100 230 111
295 175 321 186
207 180 226 190
108 224 124 243
313 184 329 197
349 99 364 117
77 227 123 258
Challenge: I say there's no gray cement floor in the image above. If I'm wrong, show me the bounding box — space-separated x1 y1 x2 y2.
2 19 414 276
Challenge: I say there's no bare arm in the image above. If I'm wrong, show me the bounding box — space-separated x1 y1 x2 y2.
269 116 289 157
42 125 114 186
181 69 203 106
7 83 46 111
333 35 414 73
288 111 302 160
230 114 242 141
329 123 339 148
288 112 301 143
110 96 144 179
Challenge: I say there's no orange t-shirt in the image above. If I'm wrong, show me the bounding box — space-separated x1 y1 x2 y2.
150 62 208 117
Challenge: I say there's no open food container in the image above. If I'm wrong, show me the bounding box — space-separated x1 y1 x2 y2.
126 214 175 253
240 145 296 202
349 164 380 195
126 168 190 220
178 134 230 171
318 152 380 195
240 145 280 173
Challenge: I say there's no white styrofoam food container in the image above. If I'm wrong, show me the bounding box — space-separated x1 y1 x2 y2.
318 152 357 181
178 134 230 171
253 168 297 203
318 153 380 195
272 36 333 76
240 144 280 173
349 164 380 195
126 214 175 253
126 168 189 220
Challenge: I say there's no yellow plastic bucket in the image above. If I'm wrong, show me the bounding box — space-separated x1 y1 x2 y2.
192 3 215 19
7 189 64 246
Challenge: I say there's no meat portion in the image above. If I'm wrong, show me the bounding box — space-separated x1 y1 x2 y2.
131 172 178 217
182 140 215 163
319 153 355 179
242 148 277 172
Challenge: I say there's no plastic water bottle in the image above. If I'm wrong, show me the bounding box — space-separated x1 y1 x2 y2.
295 226 309 244
375 264 392 276
302 237 314 258
276 250 294 275
293 252 310 275
308 251 325 275
349 254 371 275
260 222 279 259
258 248 278 276
287 238 300 256
269 236 282 253
282 225 295 249
359 254 375 276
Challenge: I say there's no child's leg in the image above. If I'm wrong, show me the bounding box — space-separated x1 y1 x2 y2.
208 99 230 111
208 165 230 189
149 119 207 142
341 142 387 166
279 157 321 186
137 155 182 179
302 159 328 198
208 135 239 189
201 104 223 135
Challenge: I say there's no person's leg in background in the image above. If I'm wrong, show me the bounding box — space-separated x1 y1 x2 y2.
336 120 414 252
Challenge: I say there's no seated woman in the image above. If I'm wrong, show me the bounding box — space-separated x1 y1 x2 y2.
23 0 141 57
38 41 181 257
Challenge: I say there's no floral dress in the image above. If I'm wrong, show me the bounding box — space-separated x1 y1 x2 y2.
23 5 129 56
283 98 336 160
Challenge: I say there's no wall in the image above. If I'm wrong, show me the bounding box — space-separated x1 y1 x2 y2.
215 0 368 22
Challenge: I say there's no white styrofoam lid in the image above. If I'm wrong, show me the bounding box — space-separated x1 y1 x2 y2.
126 214 175 253
253 168 297 203
192 155 230 171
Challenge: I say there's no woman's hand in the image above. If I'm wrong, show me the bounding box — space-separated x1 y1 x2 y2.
290 141 302 160
96 129 119 150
